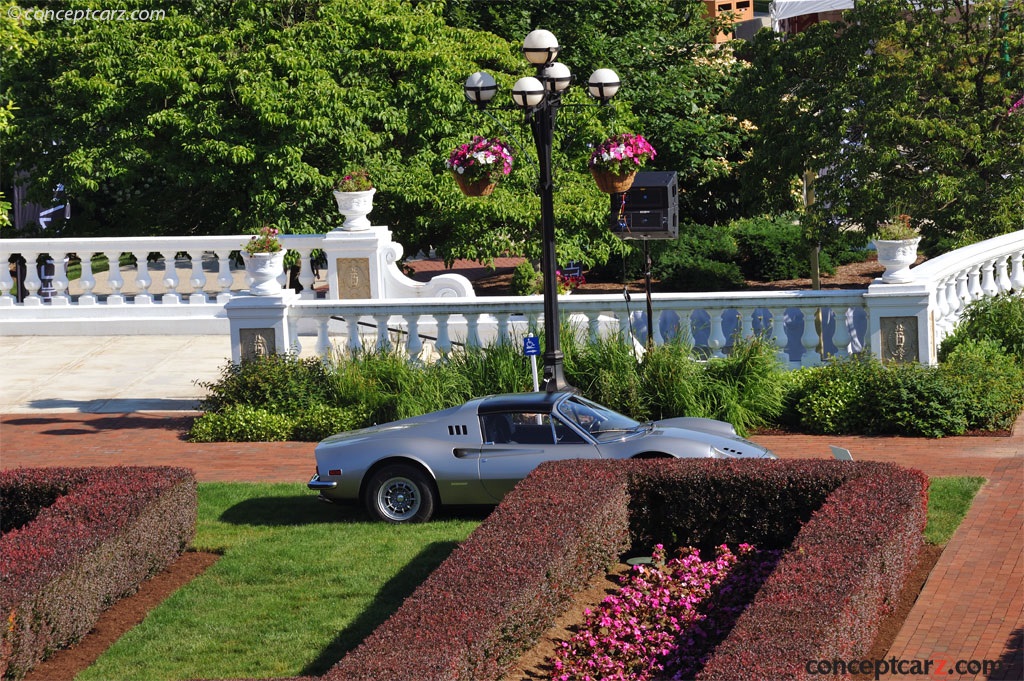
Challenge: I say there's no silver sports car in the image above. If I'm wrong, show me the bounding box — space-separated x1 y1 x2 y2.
308 391 776 523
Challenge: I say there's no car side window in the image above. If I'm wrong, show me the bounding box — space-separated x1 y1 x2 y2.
481 414 513 443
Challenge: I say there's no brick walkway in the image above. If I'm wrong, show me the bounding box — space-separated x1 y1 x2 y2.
1 412 1021 680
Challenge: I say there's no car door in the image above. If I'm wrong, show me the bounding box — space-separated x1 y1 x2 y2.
477 411 600 501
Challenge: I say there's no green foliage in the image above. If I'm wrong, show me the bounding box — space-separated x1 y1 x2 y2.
563 332 649 419
779 346 1024 437
938 293 1024 363
702 338 787 434
197 354 338 416
189 405 294 442
640 341 717 420
730 213 869 281
510 260 542 296
939 339 1024 432
653 222 746 291
734 0 1024 245
442 342 532 397
290 403 372 442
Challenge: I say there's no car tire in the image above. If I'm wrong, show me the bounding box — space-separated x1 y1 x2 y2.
365 465 436 523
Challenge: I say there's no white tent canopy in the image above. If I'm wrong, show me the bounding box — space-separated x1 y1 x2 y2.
770 0 854 31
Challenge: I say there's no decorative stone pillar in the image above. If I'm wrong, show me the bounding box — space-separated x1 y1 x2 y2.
225 290 300 364
321 227 395 300
864 282 933 365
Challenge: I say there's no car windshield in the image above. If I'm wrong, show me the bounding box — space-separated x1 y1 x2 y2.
556 395 645 442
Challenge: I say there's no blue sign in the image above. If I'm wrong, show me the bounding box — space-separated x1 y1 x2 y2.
523 336 541 357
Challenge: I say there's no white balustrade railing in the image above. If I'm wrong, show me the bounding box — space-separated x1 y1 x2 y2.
281 290 870 369
3 229 1022 368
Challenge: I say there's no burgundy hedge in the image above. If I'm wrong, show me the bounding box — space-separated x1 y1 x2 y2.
0 466 197 680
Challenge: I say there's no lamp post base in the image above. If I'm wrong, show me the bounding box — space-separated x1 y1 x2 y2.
541 352 575 393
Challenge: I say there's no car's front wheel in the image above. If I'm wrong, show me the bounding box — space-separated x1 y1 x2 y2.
365 465 436 523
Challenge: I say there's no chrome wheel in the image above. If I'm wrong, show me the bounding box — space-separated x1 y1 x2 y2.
365 465 436 523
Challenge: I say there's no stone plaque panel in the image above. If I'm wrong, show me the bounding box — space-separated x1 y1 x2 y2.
240 327 276 362
880 316 918 363
337 257 371 299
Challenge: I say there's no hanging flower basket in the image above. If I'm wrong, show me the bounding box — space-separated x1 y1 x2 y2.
589 133 656 194
446 136 513 198
453 172 497 197
591 167 638 194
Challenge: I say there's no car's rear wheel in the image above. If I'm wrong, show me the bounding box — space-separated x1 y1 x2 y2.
365 465 436 523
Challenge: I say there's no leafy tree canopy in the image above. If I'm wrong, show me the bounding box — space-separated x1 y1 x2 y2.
734 0 1023 249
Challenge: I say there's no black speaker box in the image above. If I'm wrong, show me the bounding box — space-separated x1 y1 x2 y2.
608 171 679 240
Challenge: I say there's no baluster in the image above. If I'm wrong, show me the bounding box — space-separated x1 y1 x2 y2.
162 252 182 304
933 276 950 332
346 316 362 354
316 317 332 358
650 308 664 346
0 251 14 305
21 251 42 305
955 269 971 310
372 314 390 351
406 315 424 362
708 309 727 358
287 314 301 356
495 312 511 344
677 309 693 345
980 258 999 298
78 252 97 305
995 255 1012 294
189 250 208 304
967 264 983 302
942 277 959 331
135 253 154 304
831 307 852 358
465 312 482 348
435 313 452 355
1010 252 1024 292
104 251 126 305
800 307 822 367
587 312 601 345
215 250 234 303
49 252 70 305
296 249 316 300
771 308 790 366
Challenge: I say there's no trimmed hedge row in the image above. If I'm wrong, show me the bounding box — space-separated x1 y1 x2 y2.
0 467 197 681
323 458 926 681
324 462 632 680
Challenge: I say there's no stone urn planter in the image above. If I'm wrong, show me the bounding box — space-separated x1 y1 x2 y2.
242 251 286 295
874 237 922 284
333 188 376 231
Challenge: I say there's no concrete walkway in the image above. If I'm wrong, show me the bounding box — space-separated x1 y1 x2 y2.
0 335 1020 680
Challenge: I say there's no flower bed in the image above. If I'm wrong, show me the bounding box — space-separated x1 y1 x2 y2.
0 466 196 681
325 459 927 681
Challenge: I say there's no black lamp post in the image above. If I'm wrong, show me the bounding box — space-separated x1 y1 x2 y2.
463 29 621 392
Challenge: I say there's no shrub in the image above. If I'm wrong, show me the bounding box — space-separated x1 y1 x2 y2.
0 467 195 680
509 260 541 296
326 459 926 681
290 403 372 442
189 405 294 442
640 341 716 420
938 339 1024 432
866 361 970 437
197 354 339 416
563 332 649 419
701 338 786 435
938 293 1024 363
653 223 746 291
732 213 822 281
441 342 531 397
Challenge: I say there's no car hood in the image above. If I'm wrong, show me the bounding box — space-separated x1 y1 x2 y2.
652 418 775 459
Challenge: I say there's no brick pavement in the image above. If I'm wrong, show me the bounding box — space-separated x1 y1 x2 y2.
1 411 1021 679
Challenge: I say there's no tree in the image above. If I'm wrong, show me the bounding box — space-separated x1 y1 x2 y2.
734 0 1024 249
0 1 36 229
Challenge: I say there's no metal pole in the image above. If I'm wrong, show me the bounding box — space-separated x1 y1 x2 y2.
528 93 571 392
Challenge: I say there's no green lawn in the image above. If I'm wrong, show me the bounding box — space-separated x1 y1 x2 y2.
78 483 481 681
77 476 983 680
